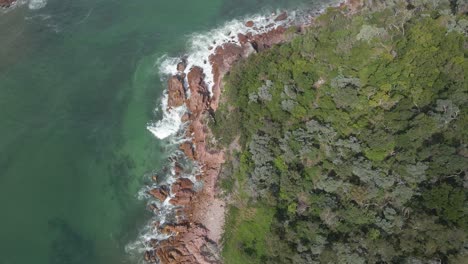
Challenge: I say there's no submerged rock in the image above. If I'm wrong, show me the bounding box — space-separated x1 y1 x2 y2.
177 61 186 72
274 11 288 21
245 20 254 27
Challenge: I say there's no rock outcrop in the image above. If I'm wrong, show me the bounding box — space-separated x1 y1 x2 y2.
274 11 288 21
186 67 211 118
167 76 186 108
145 61 226 263
245 20 254 27
0 0 15 8
149 186 169 202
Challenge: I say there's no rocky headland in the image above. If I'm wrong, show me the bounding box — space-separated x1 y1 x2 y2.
143 1 363 263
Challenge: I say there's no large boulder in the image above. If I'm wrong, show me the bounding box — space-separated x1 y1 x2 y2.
186 67 210 117
167 76 186 108
172 178 194 193
245 20 254 27
274 12 288 21
180 142 195 160
149 187 169 202
169 189 194 206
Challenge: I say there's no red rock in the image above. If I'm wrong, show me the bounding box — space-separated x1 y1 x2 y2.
180 142 195 160
167 76 186 108
186 67 210 118
149 187 169 202
174 163 184 176
181 113 190 122
169 195 192 206
0 0 15 7
162 224 189 235
156 224 214 263
245 20 254 27
172 178 194 193
237 33 249 45
177 61 186 72
150 239 159 247
274 12 288 21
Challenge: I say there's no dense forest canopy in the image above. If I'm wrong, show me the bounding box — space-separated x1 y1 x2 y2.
211 0 468 263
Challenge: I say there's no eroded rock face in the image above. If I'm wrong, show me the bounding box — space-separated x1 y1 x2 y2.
274 11 288 21
149 186 169 202
0 0 15 8
170 179 195 206
186 67 210 118
249 25 289 52
177 61 187 72
180 142 195 160
167 76 186 108
172 178 194 193
156 224 221 264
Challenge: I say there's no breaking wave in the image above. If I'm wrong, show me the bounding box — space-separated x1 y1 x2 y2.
28 0 46 10
147 92 187 140
1 0 47 10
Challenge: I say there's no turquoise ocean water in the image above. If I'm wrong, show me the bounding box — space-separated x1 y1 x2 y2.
0 0 327 263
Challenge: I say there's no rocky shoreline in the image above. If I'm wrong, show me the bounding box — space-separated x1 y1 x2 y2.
143 1 361 263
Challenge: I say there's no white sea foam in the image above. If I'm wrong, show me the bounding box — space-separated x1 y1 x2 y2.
159 11 298 96
3 0 47 10
28 0 46 9
146 92 187 140
147 10 305 140
157 55 181 77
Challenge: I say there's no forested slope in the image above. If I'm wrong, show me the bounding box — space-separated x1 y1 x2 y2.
211 1 467 263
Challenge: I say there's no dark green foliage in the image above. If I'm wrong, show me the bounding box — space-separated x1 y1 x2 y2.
422 183 467 228
213 1 468 263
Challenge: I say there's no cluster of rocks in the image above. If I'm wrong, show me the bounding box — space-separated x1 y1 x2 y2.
0 0 15 8
145 60 225 263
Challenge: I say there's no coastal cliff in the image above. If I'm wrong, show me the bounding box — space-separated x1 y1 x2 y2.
144 10 299 263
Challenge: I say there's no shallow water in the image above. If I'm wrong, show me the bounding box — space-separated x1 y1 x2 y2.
0 0 330 263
